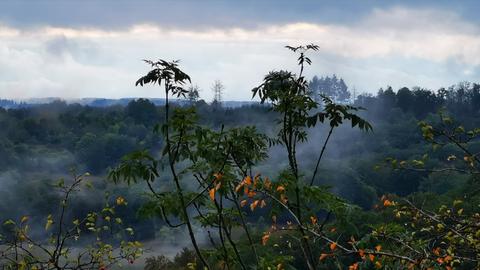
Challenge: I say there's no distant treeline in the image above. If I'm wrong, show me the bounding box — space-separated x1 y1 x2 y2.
355 82 480 119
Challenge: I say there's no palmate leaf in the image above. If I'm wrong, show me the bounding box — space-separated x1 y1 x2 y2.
135 59 191 91
108 150 159 185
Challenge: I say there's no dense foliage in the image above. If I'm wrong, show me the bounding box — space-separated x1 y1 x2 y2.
0 44 479 269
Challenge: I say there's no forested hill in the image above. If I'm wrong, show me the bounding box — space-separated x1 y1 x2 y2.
1 81 479 203
0 98 256 109
1 80 479 268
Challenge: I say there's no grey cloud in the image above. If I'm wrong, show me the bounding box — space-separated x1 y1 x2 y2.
1 0 479 30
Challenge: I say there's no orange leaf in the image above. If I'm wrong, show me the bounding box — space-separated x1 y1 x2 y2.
215 182 222 191
248 190 256 198
319 253 330 261
358 249 365 258
240 200 247 207
235 183 244 193
383 199 392 207
444 255 453 263
330 227 336 233
209 188 216 201
329 242 337 251
348 263 359 270
244 176 252 185
276 185 285 192
276 263 283 270
261 232 270 245
310 216 318 225
213 172 223 180
375 245 382 252
369 254 375 262
433 247 441 256
250 200 259 211
375 261 382 269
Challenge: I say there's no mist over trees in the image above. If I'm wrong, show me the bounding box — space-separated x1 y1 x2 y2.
309 75 351 103
1 56 480 269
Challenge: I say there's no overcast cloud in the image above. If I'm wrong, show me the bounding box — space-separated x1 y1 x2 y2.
0 1 479 100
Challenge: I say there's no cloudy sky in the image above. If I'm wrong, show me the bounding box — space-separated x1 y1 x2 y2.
1 0 479 101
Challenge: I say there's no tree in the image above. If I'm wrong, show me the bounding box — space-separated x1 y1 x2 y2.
308 75 321 102
362 113 480 269
336 78 350 102
0 172 142 269
187 84 201 104
126 98 157 125
396 87 413 112
110 45 371 270
211 80 224 107
253 44 371 269
309 75 351 103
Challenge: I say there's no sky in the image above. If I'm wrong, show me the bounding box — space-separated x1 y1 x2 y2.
1 0 480 101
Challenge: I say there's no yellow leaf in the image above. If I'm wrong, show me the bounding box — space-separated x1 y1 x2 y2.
116 196 126 206
20 216 29 224
254 173 260 187
45 214 53 231
264 177 272 190
375 261 382 269
310 216 317 225
276 185 285 192
276 263 283 270
280 194 288 204
209 188 216 201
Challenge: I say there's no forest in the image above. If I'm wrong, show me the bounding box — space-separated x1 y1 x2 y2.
0 46 479 270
